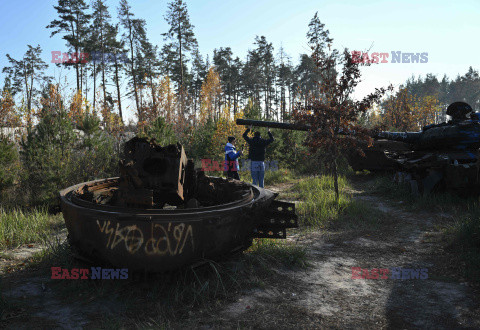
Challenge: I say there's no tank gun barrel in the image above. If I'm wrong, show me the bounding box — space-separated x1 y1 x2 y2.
236 118 310 131
375 131 422 144
236 119 423 144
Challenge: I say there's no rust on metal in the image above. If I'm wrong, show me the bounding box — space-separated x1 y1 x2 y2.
60 137 298 272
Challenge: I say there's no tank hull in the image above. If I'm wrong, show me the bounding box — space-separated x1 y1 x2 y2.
347 140 411 171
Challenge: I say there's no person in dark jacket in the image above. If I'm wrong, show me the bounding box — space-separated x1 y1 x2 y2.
224 136 242 180
242 126 274 187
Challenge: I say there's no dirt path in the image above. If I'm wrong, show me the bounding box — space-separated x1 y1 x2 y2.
1 179 479 329
201 181 480 328
0 229 68 274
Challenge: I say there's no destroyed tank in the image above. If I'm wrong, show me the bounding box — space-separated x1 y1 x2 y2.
236 119 410 171
60 137 297 272
374 102 480 194
236 118 408 171
236 102 480 194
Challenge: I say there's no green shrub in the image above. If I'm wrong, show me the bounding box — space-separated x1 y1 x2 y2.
140 117 177 146
20 111 119 206
0 137 19 194
20 111 77 205
76 113 119 181
186 118 216 159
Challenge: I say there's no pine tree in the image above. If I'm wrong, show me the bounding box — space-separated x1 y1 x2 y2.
295 12 335 106
253 36 275 119
139 39 161 115
92 0 112 117
242 49 262 107
83 22 101 111
276 46 293 120
230 57 243 115
307 12 333 58
2 45 49 126
47 0 91 93
162 0 198 92
213 47 233 107
106 23 127 123
190 48 207 122
118 0 146 117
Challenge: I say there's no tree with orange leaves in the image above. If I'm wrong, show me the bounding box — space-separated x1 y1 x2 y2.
68 90 90 126
155 76 177 124
199 67 222 123
293 21 391 201
209 106 245 161
138 75 178 134
382 88 416 131
39 84 63 118
381 89 442 131
0 89 20 127
411 94 442 129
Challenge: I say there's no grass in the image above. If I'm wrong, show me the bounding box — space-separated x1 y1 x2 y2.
204 167 298 186
364 173 478 212
444 210 480 281
355 172 480 282
264 168 296 185
246 238 309 269
2 234 309 328
292 175 385 229
0 207 64 249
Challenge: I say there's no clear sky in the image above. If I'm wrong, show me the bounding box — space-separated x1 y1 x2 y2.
0 0 479 121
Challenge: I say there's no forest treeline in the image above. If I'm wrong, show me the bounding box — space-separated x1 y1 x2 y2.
0 0 479 206
0 0 478 133
370 68 480 131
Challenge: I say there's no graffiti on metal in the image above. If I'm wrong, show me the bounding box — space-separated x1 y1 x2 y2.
96 220 194 256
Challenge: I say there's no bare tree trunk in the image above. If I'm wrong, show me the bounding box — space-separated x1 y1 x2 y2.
80 63 83 95
178 20 183 89
333 155 339 203
84 65 88 104
127 23 140 117
75 45 80 92
114 56 123 123
178 20 185 112
101 29 106 110
93 62 97 111
150 74 157 116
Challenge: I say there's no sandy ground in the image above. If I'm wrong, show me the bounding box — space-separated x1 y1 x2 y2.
1 179 479 329
198 181 480 328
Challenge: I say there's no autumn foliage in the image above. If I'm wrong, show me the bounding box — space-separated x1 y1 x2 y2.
380 88 442 131
200 67 223 123
293 42 391 200
0 90 20 127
